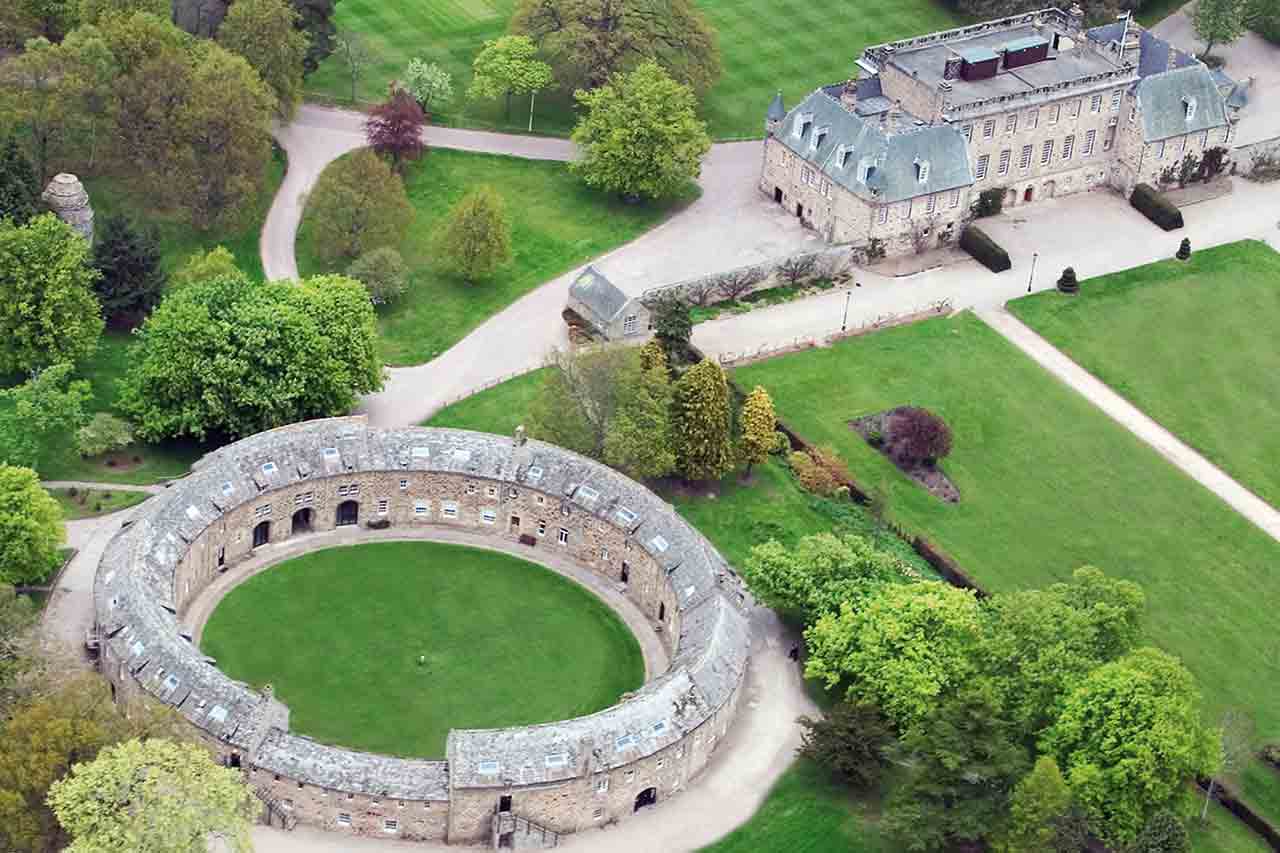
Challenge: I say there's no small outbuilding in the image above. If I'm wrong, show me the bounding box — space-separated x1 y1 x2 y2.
564 265 650 342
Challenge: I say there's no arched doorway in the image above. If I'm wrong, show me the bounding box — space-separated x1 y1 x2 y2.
1043 179 1056 198
634 787 657 812
252 520 270 549
1023 186 1034 203
335 500 359 527
291 508 313 535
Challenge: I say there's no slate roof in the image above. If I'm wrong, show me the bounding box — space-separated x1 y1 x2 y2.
95 417 751 801
1133 64 1228 141
775 89 973 204
568 265 630 327
767 90 786 122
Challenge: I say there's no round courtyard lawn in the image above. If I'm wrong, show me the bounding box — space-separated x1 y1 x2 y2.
201 541 645 758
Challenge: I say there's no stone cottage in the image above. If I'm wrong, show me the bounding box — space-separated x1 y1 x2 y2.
564 266 651 341
760 6 1234 256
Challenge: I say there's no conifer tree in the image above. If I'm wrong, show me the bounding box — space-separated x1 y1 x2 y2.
673 358 734 481
0 138 39 225
92 214 164 326
739 384 776 477
436 185 512 282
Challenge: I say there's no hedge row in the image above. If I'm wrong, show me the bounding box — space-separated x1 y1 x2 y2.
960 225 1012 273
1130 183 1184 231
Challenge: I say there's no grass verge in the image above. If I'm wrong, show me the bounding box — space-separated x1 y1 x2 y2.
49 487 150 520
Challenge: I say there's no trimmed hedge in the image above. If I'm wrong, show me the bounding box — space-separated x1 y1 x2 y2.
959 224 1012 272
1130 183 1184 231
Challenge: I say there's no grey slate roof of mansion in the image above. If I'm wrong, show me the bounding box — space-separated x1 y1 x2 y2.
774 89 974 204
94 417 750 801
1132 64 1229 141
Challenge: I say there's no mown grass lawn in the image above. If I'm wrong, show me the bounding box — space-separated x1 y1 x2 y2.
1009 240 1280 507
303 0 962 139
733 313 1280 749
297 149 693 366
201 541 644 758
424 368 548 434
48 487 150 520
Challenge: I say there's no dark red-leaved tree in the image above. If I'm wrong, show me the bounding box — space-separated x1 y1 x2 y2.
364 90 426 173
886 406 953 466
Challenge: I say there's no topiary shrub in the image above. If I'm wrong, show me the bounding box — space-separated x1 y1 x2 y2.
1176 238 1191 260
970 187 1005 219
346 247 410 305
885 406 953 467
1130 183 1184 231
1057 266 1079 294
959 225 1012 273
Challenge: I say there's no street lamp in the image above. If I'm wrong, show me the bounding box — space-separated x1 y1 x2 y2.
841 287 854 332
1027 252 1038 294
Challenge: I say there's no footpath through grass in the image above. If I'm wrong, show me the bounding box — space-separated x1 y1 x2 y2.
298 149 693 365
303 0 962 139
202 541 644 758
1009 240 1280 508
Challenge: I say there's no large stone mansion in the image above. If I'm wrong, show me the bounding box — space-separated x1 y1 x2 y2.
760 6 1238 255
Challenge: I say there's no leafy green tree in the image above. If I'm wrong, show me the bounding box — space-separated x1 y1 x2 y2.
347 246 410 304
651 295 692 362
75 412 133 457
638 338 668 374
0 37 74 183
15 0 79 42
1042 647 1218 847
673 358 734 481
291 0 339 74
1195 0 1246 57
0 138 40 224
742 532 909 622
978 566 1144 737
0 583 38 716
513 0 720 92
77 0 168 25
571 61 710 202
333 29 373 103
739 385 775 477
402 58 453 112
119 274 384 441
57 25 119 171
1132 810 1191 853
996 756 1073 853
797 702 893 791
0 466 63 585
305 148 414 263
602 351 676 479
806 580 983 728
1248 0 1280 41
435 185 512 282
467 35 553 123
0 214 103 375
92 214 164 326
883 682 1030 852
1202 709 1255 819
170 245 243 289
217 0 309 119
0 364 93 470
49 738 256 853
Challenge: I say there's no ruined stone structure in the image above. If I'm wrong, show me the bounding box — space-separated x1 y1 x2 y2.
95 418 751 845
760 7 1234 256
41 173 94 243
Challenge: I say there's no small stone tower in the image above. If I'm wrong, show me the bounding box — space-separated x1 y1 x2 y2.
41 173 94 243
766 90 786 137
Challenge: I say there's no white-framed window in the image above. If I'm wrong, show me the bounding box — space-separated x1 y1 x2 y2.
1111 89 1122 111
982 118 996 139
383 820 398 834
625 770 635 783
596 777 609 793
1090 93 1103 113
485 485 496 498
1155 140 1166 160
676 746 685 758
337 483 359 498
294 491 313 506
593 808 605 820
961 124 973 142
1025 108 1038 129
949 189 960 208
1069 99 1081 118
800 166 814 185
623 315 638 335
377 499 389 515
820 178 832 198
1062 134 1075 160
398 478 408 490
1184 96 1197 121
915 160 930 183
337 813 352 827
925 193 936 213
255 504 271 518
442 501 458 518
537 520 547 536
877 205 888 224
557 527 569 545
902 199 913 220
1041 139 1054 165
1179 135 1188 155
601 546 609 562
1129 106 1137 124
481 508 496 525
414 500 428 516
1020 144 1033 170
657 758 665 769
1199 129 1209 147
1049 104 1061 125
465 483 476 495
1005 113 1017 134
975 154 990 180
998 149 1011 175
1083 129 1097 157
535 494 545 505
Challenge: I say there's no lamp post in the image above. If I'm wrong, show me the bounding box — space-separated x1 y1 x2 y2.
842 288 854 332
1027 252 1039 294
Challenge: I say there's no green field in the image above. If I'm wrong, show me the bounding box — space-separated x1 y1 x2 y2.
1009 240 1280 507
201 541 644 758
48 487 150 519
303 0 962 139
424 368 548 434
297 149 692 365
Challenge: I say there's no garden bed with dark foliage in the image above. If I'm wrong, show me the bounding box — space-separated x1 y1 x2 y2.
850 408 960 503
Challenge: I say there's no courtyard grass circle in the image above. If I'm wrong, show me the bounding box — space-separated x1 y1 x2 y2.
201 541 645 758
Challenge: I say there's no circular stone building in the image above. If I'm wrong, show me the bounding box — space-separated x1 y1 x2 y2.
95 417 751 845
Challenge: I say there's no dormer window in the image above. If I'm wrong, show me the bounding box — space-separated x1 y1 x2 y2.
811 126 828 150
856 158 873 183
1183 96 1196 122
792 113 813 139
836 146 853 169
915 159 931 183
